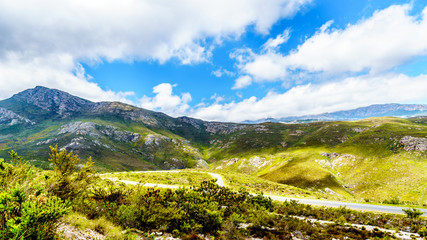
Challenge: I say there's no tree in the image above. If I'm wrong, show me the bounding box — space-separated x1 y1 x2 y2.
47 145 96 200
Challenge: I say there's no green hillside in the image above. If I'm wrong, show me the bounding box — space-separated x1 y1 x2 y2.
209 117 427 205
0 87 426 206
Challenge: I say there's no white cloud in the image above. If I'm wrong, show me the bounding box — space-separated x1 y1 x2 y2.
0 0 310 101
140 83 191 117
190 73 427 122
210 93 225 103
231 48 289 82
212 68 235 78
0 53 134 102
286 4 427 73
0 0 310 64
243 52 289 81
232 75 253 89
262 29 291 51
233 4 427 84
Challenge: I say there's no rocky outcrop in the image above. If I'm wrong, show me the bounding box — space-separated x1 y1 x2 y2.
36 138 58 146
100 126 141 143
60 137 89 150
0 107 35 125
144 134 171 146
90 102 159 126
352 127 367 133
248 156 270 169
163 158 185 169
58 121 99 137
320 152 340 159
59 121 141 143
11 86 93 116
290 130 305 136
177 116 203 129
320 152 356 168
195 159 209 168
399 136 427 152
204 122 246 134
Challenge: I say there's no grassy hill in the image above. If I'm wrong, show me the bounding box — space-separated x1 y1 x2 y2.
208 117 427 205
0 87 426 205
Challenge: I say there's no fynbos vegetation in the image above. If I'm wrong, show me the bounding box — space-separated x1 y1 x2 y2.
1 148 426 239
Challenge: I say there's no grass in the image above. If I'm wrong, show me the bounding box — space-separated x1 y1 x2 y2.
207 118 427 206
1 112 426 207
216 170 348 201
210 148 354 199
102 170 214 186
60 212 136 240
214 147 426 206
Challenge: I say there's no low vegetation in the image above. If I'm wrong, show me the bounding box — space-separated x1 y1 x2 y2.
102 170 214 186
1 147 426 239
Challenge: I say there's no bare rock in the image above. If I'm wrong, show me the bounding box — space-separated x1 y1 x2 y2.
399 136 427 151
57 223 105 240
0 107 35 125
59 121 99 137
352 127 367 133
144 134 170 146
59 121 141 143
320 152 340 159
195 159 209 168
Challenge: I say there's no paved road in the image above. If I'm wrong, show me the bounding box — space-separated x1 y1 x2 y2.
102 171 427 216
266 195 427 216
206 172 225 187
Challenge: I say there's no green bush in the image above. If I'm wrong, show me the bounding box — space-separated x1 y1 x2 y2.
47 145 96 201
402 208 423 219
0 151 70 240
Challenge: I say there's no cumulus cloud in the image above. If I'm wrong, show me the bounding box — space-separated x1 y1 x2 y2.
0 0 310 101
231 47 289 83
140 83 191 117
232 76 253 89
233 4 427 84
0 0 310 62
190 74 427 122
0 53 134 102
286 4 427 73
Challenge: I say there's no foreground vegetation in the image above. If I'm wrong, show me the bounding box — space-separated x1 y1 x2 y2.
102 170 214 187
1 147 426 239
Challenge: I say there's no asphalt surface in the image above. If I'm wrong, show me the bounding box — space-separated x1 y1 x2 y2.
102 170 427 216
266 195 427 216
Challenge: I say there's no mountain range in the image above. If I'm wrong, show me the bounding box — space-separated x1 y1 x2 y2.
244 103 427 123
0 86 426 204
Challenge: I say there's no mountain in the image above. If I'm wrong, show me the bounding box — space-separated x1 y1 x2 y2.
0 86 246 170
244 103 427 124
0 87 426 204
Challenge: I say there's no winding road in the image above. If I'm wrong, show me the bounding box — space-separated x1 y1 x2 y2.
102 170 427 216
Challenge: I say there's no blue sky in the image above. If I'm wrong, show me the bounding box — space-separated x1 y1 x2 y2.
1 0 427 122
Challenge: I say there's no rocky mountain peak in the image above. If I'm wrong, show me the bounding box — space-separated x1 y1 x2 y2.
11 86 94 115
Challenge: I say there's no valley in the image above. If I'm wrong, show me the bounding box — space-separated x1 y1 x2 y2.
0 87 426 239
1 87 426 207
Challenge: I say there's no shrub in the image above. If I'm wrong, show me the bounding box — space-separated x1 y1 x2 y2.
0 151 70 240
47 145 96 201
402 208 423 219
418 227 427 237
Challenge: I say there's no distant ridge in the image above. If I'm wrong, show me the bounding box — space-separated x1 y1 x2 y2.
244 103 427 124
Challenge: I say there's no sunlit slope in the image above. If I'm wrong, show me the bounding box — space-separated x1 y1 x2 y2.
208 117 427 204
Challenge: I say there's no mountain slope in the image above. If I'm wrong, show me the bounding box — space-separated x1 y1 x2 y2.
0 87 426 204
0 86 243 170
209 117 427 204
245 103 427 123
